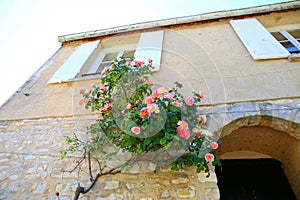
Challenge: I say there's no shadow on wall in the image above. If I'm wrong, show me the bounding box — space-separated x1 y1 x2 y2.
215 122 300 199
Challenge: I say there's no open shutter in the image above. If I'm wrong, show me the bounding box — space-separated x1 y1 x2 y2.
87 51 105 74
48 40 99 83
230 19 290 60
134 30 164 71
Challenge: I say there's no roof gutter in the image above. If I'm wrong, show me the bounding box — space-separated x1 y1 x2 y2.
57 1 300 43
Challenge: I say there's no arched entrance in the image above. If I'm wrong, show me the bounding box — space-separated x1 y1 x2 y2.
215 124 300 199
216 158 296 199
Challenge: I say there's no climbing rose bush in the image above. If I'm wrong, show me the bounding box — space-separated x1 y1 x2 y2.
68 57 221 175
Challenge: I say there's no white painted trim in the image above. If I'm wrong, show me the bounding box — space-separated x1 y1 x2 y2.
230 18 290 60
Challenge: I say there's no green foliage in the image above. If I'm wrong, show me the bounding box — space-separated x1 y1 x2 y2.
64 57 221 176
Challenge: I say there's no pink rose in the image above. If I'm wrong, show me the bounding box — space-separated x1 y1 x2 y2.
147 103 159 114
197 91 204 98
134 61 145 67
176 126 185 135
79 89 84 95
102 103 112 112
100 67 109 76
164 93 174 99
176 126 190 140
100 86 107 93
79 99 84 106
131 126 141 135
147 80 154 86
157 87 167 94
180 130 190 140
90 83 95 88
172 101 182 107
205 153 214 163
140 107 150 118
84 98 89 104
152 90 160 99
126 104 132 110
177 120 189 130
135 100 141 105
211 142 219 150
125 60 131 66
145 96 154 105
185 96 195 106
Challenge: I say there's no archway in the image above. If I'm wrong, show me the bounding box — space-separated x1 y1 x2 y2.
215 121 300 199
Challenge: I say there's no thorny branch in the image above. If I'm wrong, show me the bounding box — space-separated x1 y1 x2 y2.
61 151 86 174
71 154 139 200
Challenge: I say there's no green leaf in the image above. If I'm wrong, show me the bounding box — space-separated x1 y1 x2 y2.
60 151 67 160
160 138 167 145
143 137 152 146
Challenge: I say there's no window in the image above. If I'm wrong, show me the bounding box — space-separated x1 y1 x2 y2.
47 41 100 83
48 30 164 83
230 18 291 60
82 45 136 77
270 29 300 54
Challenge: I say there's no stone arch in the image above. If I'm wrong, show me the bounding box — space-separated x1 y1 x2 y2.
214 115 300 140
215 116 300 199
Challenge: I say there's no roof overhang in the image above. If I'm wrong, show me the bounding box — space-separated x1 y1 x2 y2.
58 1 300 43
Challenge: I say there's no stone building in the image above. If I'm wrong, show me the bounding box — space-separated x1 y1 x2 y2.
0 1 299 199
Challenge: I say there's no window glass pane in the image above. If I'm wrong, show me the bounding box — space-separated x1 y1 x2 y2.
271 30 300 53
123 50 135 58
288 29 300 40
96 61 113 73
271 32 286 41
103 52 118 62
95 52 118 73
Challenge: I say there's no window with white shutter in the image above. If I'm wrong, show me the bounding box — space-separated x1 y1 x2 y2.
83 49 136 76
83 31 164 76
48 40 99 83
49 30 164 83
230 18 291 60
134 30 164 71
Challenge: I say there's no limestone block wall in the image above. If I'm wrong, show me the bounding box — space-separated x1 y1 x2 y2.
0 117 219 199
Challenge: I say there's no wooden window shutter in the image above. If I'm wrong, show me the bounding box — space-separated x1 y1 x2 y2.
230 18 290 60
134 30 164 71
48 40 100 83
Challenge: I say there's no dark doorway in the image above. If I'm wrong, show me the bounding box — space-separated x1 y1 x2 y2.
215 159 296 200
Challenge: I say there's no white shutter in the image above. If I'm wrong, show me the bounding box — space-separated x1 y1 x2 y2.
48 40 100 83
134 30 164 71
230 18 290 60
87 51 105 74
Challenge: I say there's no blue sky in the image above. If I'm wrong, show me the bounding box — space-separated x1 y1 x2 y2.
0 0 292 107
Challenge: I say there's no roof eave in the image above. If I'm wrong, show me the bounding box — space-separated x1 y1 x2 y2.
57 1 300 43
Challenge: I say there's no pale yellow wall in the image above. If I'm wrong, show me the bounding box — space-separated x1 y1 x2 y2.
0 10 299 120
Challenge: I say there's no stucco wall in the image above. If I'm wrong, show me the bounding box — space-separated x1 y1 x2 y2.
0 10 299 120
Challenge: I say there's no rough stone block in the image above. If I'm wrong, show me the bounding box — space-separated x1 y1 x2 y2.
176 186 196 198
104 180 120 190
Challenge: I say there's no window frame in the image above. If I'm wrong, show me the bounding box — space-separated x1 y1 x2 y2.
81 44 137 77
269 29 300 54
